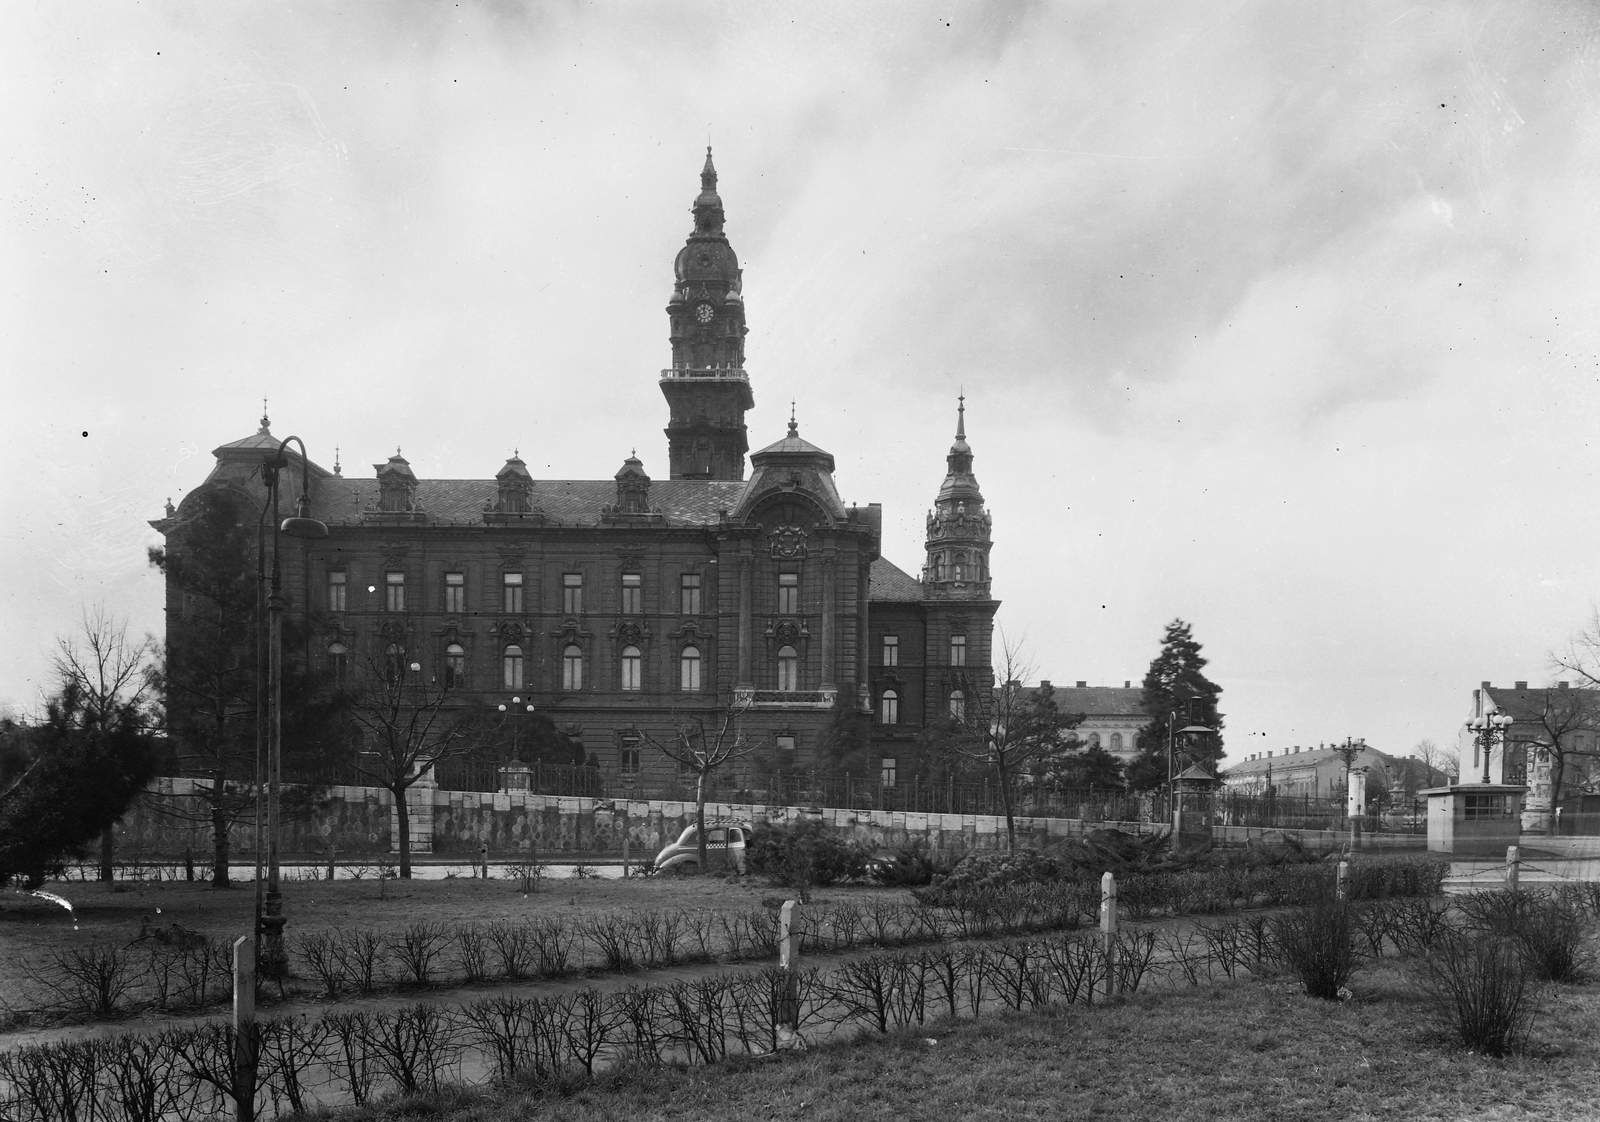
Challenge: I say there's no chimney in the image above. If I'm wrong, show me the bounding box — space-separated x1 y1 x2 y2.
1075 681 1087 689
1514 681 1527 690
1267 750 1273 757
1481 681 1491 690
1123 680 1130 688
1559 681 1570 690
1040 680 1051 689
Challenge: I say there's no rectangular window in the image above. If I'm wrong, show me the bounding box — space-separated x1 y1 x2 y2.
681 572 702 615
881 634 898 666
444 572 465 613
502 572 523 614
1464 794 1511 820
950 634 967 666
327 571 347 612
777 572 799 615
386 571 405 612
621 572 642 615
620 746 640 776
776 734 796 753
563 573 583 615
881 757 898 787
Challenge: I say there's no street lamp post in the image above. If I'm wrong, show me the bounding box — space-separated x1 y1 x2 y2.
497 696 537 761
255 437 328 977
1466 711 1514 785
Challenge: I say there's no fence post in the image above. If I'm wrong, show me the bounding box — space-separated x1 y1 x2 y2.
479 842 489 880
1100 871 1118 1001
1336 860 1349 902
622 810 631 878
777 899 802 1045
1505 845 1520 894
326 843 336 882
232 935 257 1122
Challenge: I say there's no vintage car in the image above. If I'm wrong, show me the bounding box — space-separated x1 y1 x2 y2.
653 821 752 873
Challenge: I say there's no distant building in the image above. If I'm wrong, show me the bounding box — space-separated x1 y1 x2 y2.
1221 741 1398 801
1462 681 1600 830
1037 682 1146 766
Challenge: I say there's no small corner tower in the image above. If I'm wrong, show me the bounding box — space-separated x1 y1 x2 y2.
923 396 993 599
660 147 755 481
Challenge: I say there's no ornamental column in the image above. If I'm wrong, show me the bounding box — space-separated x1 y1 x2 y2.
737 548 753 687
820 550 837 690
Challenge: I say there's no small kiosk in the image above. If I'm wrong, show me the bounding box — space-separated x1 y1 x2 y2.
1172 764 1219 852
1421 784 1525 856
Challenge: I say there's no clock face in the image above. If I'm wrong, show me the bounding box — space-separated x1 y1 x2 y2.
695 303 714 324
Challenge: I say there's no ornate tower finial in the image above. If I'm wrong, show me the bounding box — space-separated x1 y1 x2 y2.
788 401 797 437
333 446 342 477
259 398 270 434
956 392 965 440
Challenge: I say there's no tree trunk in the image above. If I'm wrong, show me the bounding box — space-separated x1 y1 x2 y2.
395 787 412 879
695 770 709 867
211 800 230 888
1547 752 1566 836
996 758 1018 851
98 826 114 882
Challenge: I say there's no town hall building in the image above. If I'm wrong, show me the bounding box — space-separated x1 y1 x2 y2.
154 150 999 785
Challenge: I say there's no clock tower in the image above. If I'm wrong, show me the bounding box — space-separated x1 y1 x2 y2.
661 148 755 480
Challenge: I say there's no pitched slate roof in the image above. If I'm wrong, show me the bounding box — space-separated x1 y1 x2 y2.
869 557 924 602
1221 745 1393 778
1035 685 1146 718
307 478 748 527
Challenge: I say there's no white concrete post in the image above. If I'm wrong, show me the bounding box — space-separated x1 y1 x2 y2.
1100 871 1119 1001
1506 845 1520 894
326 843 336 882
1336 860 1349 902
777 900 802 1041
232 936 257 1122
479 842 489 880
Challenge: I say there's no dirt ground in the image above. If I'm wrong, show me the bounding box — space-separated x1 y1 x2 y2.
0 872 903 1006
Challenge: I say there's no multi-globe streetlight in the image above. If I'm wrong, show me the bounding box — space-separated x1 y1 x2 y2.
1466 710 1515 785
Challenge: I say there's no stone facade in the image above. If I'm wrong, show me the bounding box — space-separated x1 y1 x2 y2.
150 150 999 785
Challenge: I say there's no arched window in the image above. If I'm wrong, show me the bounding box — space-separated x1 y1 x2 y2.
444 643 466 689
384 643 405 685
502 644 523 689
327 642 348 687
1110 732 1123 753
620 645 642 691
954 552 966 581
1088 732 1101 749
948 689 965 720
680 645 702 692
880 689 899 725
776 645 799 692
562 644 584 691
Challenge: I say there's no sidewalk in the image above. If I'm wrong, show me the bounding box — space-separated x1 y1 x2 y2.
1442 834 1600 893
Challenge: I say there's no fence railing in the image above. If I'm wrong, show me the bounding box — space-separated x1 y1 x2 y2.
238 759 1424 832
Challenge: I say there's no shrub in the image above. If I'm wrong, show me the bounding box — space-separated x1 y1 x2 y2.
746 821 870 897
1272 896 1359 1000
1417 930 1541 1056
1511 895 1593 983
868 843 943 887
928 849 1065 892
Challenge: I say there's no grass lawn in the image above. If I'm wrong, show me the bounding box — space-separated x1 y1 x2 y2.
316 960 1600 1122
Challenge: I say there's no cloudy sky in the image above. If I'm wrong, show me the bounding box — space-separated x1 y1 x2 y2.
6 1 1600 763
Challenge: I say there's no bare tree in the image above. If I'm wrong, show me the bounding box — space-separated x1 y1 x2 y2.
51 609 158 879
1412 738 1458 786
638 699 755 868
344 647 484 878
929 637 1081 851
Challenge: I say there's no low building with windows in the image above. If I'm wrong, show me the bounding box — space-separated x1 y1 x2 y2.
1221 741 1396 800
1038 682 1146 765
1460 681 1600 830
152 150 999 785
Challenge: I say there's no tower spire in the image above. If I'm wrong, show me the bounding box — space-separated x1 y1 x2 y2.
661 147 752 480
924 397 991 600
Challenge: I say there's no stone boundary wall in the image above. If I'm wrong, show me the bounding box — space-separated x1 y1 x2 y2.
110 777 1421 865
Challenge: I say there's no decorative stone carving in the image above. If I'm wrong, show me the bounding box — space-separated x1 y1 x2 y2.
769 524 808 558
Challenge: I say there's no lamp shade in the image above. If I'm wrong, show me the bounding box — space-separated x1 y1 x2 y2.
280 515 329 539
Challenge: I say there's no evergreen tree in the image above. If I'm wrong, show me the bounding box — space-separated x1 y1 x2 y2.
1126 619 1224 789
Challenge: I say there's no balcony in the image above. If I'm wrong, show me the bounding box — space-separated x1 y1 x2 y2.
734 687 837 710
660 366 749 383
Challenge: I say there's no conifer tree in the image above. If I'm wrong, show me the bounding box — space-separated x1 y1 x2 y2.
1127 619 1224 789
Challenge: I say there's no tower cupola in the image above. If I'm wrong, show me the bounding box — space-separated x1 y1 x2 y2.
660 147 754 481
923 397 993 599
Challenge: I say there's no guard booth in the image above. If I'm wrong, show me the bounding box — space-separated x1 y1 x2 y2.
1421 784 1525 856
1172 764 1219 852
